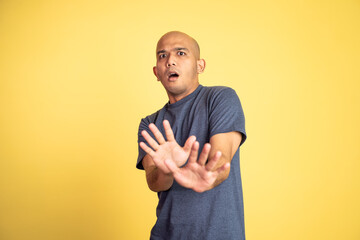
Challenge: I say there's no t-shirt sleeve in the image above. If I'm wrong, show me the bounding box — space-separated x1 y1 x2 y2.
137 117 151 170
209 87 247 146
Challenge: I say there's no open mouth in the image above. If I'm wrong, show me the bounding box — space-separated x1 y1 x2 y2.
168 72 179 81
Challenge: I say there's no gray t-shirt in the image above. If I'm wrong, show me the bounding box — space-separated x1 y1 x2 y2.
137 85 247 240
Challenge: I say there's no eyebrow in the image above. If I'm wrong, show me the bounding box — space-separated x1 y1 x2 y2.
174 47 189 52
157 47 190 55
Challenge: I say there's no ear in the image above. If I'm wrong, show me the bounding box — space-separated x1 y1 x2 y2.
153 66 159 81
197 59 206 74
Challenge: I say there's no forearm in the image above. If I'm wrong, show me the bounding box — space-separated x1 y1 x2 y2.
211 161 231 189
208 132 242 190
146 165 174 192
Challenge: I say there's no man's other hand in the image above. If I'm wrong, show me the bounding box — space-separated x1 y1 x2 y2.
164 141 229 193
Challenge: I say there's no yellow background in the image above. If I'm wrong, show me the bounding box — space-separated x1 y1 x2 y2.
0 0 359 239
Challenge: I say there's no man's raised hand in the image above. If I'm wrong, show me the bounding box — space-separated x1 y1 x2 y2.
139 120 196 174
164 141 230 193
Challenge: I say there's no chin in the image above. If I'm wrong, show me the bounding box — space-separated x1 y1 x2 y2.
165 85 186 96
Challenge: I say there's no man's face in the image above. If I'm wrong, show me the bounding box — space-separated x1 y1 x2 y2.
153 32 205 103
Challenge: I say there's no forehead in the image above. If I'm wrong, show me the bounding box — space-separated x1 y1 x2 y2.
156 34 196 53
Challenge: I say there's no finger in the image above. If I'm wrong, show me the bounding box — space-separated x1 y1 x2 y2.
165 159 191 188
141 130 160 150
215 162 230 175
152 158 171 174
139 142 155 158
149 123 166 144
163 120 175 141
188 141 199 164
164 159 180 174
183 135 196 153
205 151 222 171
198 143 211 166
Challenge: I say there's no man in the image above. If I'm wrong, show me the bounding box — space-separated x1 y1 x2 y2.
137 31 247 240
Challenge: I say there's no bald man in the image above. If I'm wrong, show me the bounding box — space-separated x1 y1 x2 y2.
137 31 247 240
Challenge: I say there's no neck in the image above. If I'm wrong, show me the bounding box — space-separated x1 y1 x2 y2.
167 83 200 104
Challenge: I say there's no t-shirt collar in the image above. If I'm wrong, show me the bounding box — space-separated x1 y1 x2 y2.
166 85 203 109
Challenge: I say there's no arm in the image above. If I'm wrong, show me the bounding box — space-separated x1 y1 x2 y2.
208 131 242 188
164 131 242 192
139 120 196 192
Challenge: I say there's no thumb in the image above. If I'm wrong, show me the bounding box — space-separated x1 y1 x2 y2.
216 162 231 175
183 135 196 152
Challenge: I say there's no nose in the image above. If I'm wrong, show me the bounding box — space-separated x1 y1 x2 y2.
166 54 176 67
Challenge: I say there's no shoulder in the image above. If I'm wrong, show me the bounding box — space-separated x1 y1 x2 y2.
202 85 238 98
200 85 240 105
141 110 160 124
138 106 164 130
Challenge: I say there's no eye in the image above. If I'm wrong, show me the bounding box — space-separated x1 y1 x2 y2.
159 53 167 59
177 51 186 56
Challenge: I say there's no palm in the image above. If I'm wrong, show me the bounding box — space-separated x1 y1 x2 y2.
139 120 195 173
165 142 230 193
174 161 219 192
152 141 190 167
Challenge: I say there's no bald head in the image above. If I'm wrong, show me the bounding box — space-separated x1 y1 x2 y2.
156 31 201 60
153 31 206 103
